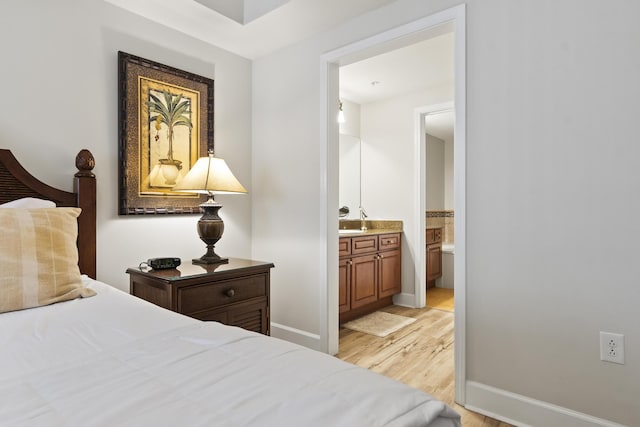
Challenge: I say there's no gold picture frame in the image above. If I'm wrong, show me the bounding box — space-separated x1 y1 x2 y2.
118 51 214 215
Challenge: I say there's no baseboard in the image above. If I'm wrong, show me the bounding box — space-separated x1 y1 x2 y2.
270 322 322 351
465 381 626 427
392 292 417 307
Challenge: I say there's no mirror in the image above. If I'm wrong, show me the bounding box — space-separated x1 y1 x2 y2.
338 133 360 219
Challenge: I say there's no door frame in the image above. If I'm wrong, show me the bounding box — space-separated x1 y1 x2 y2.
319 4 466 404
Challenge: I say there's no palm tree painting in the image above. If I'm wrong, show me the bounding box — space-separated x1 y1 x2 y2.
147 89 193 185
119 52 214 214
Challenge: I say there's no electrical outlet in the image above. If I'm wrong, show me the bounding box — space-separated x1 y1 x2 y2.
600 332 625 364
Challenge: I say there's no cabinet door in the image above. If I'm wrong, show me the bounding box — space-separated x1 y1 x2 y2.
350 254 378 309
378 249 401 298
426 228 436 245
227 298 269 335
426 243 442 282
338 258 352 313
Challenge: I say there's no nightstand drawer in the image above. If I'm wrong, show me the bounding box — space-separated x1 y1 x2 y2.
191 298 269 334
178 274 267 315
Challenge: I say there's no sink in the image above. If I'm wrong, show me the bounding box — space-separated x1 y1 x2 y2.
338 229 362 235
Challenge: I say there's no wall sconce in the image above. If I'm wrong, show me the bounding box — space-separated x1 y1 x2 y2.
338 100 346 123
172 151 247 264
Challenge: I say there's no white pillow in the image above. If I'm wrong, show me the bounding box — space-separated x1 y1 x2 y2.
0 197 56 208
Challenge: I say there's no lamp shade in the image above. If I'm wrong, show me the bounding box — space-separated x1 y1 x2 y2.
173 154 247 194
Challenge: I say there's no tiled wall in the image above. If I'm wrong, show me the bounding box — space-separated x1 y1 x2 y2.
426 210 454 243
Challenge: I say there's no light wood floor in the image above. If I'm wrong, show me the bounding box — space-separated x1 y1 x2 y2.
426 287 455 312
338 305 513 427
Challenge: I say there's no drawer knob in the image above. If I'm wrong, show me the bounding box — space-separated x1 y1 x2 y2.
225 289 236 298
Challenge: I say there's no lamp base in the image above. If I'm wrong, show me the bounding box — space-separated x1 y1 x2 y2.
191 198 230 265
193 255 229 265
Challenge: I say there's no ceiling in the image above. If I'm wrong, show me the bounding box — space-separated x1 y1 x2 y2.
193 0 292 25
339 32 455 141
339 32 454 105
106 0 454 140
104 0 396 59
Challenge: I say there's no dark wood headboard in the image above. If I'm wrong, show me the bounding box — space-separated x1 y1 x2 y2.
0 149 97 278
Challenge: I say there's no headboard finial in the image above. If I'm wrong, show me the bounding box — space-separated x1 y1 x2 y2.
75 149 95 177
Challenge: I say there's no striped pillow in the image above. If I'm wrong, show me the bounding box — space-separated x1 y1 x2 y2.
0 208 96 313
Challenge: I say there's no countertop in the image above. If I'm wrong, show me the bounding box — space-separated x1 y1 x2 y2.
338 228 401 236
338 219 402 236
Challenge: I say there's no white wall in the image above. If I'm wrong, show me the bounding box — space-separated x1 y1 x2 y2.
253 0 640 425
464 1 640 424
444 136 454 210
339 99 361 137
426 133 446 210
0 0 253 290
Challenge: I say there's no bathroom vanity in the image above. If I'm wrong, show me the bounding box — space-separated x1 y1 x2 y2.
426 226 443 288
338 221 402 324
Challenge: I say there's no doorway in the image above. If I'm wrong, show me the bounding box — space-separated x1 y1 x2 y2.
424 108 455 312
321 5 466 403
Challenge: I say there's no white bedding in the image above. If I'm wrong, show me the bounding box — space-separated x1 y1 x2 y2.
0 278 460 426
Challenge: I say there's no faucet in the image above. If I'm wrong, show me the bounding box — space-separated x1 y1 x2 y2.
359 206 368 231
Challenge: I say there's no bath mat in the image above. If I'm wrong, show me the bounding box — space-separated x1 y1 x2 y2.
342 311 416 337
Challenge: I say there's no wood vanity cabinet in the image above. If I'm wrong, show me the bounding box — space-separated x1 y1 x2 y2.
339 233 401 323
426 227 443 288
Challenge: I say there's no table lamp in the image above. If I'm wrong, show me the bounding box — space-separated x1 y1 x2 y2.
172 151 247 264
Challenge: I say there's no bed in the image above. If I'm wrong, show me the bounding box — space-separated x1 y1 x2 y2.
0 149 461 427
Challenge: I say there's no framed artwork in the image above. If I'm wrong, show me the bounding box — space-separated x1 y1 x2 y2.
118 51 214 215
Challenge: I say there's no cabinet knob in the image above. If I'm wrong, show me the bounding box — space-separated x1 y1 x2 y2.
225 289 236 298
347 260 353 265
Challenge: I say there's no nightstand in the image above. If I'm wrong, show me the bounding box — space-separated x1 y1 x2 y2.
127 258 274 335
